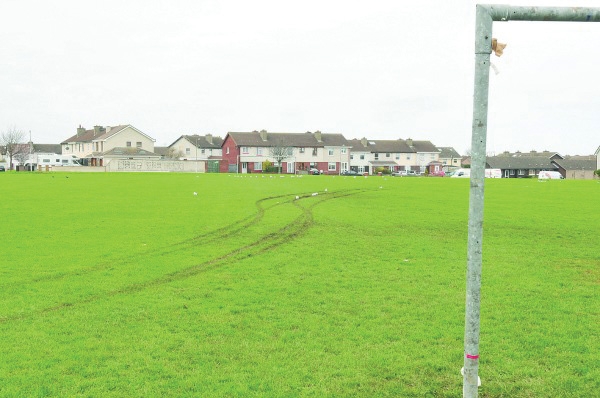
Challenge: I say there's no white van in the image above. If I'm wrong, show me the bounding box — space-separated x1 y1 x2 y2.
538 170 563 180
451 168 471 178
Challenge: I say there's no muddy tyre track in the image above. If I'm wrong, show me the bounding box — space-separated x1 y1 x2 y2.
0 188 367 323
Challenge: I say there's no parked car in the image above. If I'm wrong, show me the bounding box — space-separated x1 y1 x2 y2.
309 168 321 175
0 165 5 172
392 170 407 177
429 170 445 177
341 170 359 176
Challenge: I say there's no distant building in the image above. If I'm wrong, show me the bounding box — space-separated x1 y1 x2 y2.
436 147 462 171
221 130 349 174
61 125 156 166
552 156 597 179
486 153 562 178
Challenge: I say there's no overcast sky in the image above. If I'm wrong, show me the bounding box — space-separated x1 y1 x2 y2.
2 0 599 155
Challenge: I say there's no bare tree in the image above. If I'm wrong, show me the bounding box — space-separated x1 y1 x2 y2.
164 147 184 159
13 149 31 169
1 126 26 170
269 140 293 174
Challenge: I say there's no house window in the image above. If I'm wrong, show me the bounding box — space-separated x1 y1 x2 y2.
360 154 364 160
395 154 399 160
186 148 191 155
350 154 354 160
341 148 347 154
126 141 132 147
241 147 249 154
299 147 305 153
407 154 411 160
386 153 390 158
257 147 263 156
419 154 425 161
530 169 537 175
510 170 515 175
312 148 318 156
374 153 379 160
328 149 334 156
254 162 262 170
136 142 142 148
328 162 336 171
226 147 230 154
518 169 525 176
201 149 205 154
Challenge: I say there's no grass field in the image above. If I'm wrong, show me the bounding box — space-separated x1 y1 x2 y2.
1 172 598 397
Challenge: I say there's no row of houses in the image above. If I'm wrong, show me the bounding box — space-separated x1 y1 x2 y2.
53 124 462 175
3 124 599 178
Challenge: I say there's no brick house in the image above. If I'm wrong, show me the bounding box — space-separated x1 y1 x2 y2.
220 130 350 174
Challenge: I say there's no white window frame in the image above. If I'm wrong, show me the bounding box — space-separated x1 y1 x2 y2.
328 162 336 171
328 149 334 156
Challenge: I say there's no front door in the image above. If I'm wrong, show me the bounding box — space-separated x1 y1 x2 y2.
242 162 248 173
287 162 295 174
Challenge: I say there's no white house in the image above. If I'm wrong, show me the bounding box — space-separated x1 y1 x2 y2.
61 125 156 166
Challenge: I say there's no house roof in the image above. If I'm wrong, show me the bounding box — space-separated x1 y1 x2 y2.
349 139 414 153
409 140 439 153
102 147 159 157
486 155 557 169
153 146 170 156
175 134 223 149
552 159 597 171
437 146 461 158
496 150 561 158
369 160 398 166
61 125 155 144
31 144 61 153
226 131 349 148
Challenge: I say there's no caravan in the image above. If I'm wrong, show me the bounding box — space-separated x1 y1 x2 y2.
26 154 82 168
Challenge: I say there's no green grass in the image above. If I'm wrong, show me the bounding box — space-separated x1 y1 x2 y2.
0 172 598 397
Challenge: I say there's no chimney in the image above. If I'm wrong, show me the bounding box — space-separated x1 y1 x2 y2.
314 130 322 142
361 137 368 147
206 134 213 145
406 138 413 147
259 129 268 141
77 125 85 137
93 125 103 136
530 150 537 155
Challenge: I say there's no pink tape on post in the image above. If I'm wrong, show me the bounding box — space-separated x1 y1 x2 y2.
466 354 479 360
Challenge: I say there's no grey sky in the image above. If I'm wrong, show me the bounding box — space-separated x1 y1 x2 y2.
2 0 599 155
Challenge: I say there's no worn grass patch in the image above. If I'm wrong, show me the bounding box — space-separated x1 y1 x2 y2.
0 173 598 396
